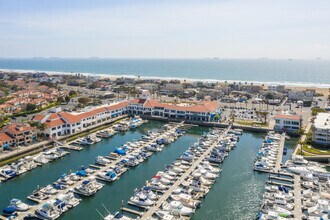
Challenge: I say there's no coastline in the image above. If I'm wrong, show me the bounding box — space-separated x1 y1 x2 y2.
1 68 329 95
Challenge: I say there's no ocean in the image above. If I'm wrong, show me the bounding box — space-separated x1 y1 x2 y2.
0 58 329 86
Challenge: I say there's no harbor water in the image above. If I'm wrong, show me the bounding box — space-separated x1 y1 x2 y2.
0 121 297 219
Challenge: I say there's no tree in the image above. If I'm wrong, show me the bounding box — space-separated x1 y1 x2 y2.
78 97 91 105
26 103 37 111
57 96 65 103
69 90 77 97
65 96 70 103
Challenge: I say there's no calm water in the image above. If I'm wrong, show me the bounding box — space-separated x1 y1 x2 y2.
0 58 330 85
0 121 297 219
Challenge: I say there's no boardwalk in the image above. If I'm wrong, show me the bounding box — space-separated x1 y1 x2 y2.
293 175 302 219
16 123 187 220
274 133 286 172
141 128 229 219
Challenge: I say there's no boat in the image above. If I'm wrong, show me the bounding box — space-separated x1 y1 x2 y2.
8 199 30 211
130 194 154 206
104 212 132 220
95 156 111 165
74 177 103 196
291 155 308 165
34 154 50 165
97 171 118 182
79 137 95 146
39 185 58 195
161 201 194 217
35 203 60 220
57 192 80 208
0 167 17 180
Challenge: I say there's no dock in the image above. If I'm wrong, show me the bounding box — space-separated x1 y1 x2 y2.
120 207 143 217
266 180 293 189
274 133 286 172
140 128 230 219
15 123 188 220
268 175 294 183
293 174 302 219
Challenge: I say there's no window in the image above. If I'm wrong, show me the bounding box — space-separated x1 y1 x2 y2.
275 119 280 123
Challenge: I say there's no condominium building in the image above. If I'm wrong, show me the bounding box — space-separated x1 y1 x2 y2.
2 124 36 147
274 113 302 133
312 113 330 146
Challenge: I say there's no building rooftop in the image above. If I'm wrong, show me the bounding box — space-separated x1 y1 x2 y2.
274 114 301 121
314 112 330 129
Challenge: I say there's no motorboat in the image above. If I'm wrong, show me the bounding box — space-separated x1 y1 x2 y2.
0 167 17 180
97 171 118 182
79 137 95 146
74 177 103 196
8 199 30 211
57 192 80 208
95 156 111 165
34 154 50 165
291 155 308 165
130 194 154 206
56 174 75 186
104 212 132 220
35 203 60 220
161 201 194 217
170 193 201 208
39 185 58 195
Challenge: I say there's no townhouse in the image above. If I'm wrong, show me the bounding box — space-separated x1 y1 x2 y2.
2 124 36 147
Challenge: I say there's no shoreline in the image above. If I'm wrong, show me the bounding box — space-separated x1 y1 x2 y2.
1 68 330 89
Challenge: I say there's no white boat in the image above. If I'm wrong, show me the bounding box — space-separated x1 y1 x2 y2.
34 154 50 165
130 194 154 206
161 201 194 217
9 199 30 211
35 203 60 220
291 155 308 165
0 167 17 180
104 212 132 220
57 192 80 208
39 185 58 195
170 193 201 208
74 177 103 196
97 171 118 182
79 138 95 146
95 156 111 165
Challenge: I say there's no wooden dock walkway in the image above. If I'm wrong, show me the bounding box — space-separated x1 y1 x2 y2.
274 134 286 172
293 175 302 219
268 175 294 183
140 128 230 219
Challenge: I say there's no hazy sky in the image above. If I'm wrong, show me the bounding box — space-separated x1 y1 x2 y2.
1 0 330 59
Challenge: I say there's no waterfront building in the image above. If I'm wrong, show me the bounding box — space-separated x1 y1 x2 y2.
0 132 15 149
2 123 36 147
33 101 128 138
127 90 221 122
312 112 330 146
288 90 314 101
274 113 301 133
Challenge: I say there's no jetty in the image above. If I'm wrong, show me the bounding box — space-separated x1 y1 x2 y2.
140 127 230 219
293 174 302 219
14 122 189 220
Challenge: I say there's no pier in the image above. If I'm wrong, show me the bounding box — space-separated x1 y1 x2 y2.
15 122 189 220
293 174 302 219
140 127 230 219
274 133 286 172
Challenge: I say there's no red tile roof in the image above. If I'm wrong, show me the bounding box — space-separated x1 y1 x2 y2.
275 114 301 120
44 118 65 128
0 132 13 142
4 124 35 135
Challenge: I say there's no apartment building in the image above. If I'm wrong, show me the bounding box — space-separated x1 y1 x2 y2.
312 113 330 146
274 113 302 133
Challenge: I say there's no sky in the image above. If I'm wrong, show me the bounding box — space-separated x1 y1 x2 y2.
0 0 330 59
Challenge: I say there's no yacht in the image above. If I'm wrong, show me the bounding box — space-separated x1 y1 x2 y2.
8 199 30 211
79 137 95 146
104 212 132 220
97 171 118 182
57 192 80 208
39 185 58 195
34 154 50 165
95 156 111 165
35 203 60 220
291 155 308 165
0 167 17 180
161 201 195 217
130 194 154 206
74 177 103 196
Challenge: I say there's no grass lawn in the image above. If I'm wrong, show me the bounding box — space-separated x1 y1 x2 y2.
302 144 330 155
235 120 268 127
